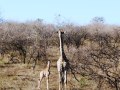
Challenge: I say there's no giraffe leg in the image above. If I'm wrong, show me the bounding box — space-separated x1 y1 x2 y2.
61 71 66 90
38 79 40 89
58 71 62 90
38 78 43 89
38 72 43 89
64 70 67 90
46 76 49 90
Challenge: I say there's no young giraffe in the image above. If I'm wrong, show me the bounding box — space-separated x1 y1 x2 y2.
38 60 50 90
57 29 69 90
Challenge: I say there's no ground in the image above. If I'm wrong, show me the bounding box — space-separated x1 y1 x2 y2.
0 47 95 90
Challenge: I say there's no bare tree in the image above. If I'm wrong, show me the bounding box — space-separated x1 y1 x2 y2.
71 30 120 90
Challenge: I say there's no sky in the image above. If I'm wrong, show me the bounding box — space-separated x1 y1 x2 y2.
0 0 120 25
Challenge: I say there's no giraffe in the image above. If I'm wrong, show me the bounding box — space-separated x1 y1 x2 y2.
57 29 69 90
38 60 50 90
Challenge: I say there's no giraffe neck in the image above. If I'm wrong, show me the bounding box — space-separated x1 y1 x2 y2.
46 61 50 70
59 32 64 59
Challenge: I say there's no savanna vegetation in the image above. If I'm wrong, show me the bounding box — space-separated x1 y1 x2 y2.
0 17 120 90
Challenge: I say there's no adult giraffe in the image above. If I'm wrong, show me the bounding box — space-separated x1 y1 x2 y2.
57 29 69 90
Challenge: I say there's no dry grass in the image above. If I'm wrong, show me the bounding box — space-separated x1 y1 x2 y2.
0 64 92 90
0 46 96 90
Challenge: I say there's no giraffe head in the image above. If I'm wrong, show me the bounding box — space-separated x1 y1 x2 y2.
55 29 65 34
58 29 65 38
59 29 64 34
48 60 51 63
